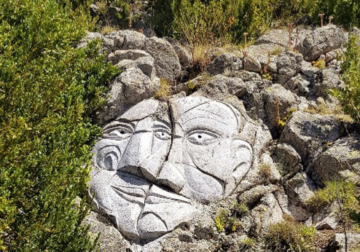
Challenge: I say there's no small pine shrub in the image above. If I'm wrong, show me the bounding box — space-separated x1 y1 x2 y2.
331 35 360 122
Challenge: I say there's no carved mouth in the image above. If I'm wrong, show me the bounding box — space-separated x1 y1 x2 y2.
111 185 147 204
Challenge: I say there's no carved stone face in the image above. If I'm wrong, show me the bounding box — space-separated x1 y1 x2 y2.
89 97 253 241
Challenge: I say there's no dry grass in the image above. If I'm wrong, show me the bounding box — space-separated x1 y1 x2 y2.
192 44 211 71
100 26 117 35
258 163 272 179
304 103 354 123
312 58 326 69
154 78 172 100
269 46 284 55
95 0 108 16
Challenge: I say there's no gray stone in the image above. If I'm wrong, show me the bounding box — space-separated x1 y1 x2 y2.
285 173 316 221
98 68 159 124
250 193 284 235
298 25 346 61
243 56 262 73
325 48 344 63
272 143 303 179
144 37 181 80
334 233 360 252
108 49 151 65
255 29 289 48
173 44 192 68
83 211 131 252
119 30 147 50
315 213 338 230
235 71 262 82
262 84 298 135
206 53 243 76
280 112 340 166
277 51 303 85
313 68 341 98
300 60 319 77
194 74 245 99
307 134 360 186
284 73 310 96
246 44 281 72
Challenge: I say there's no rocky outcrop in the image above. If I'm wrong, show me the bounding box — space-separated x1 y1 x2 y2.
298 25 345 61
279 112 340 166
81 25 360 252
307 134 360 186
144 37 181 80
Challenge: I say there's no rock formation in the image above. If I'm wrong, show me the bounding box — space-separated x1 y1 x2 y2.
81 25 360 252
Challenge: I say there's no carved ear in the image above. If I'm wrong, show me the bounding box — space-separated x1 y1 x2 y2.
231 139 253 183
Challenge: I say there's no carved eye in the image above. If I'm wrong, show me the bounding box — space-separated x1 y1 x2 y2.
186 130 220 145
154 129 171 140
96 146 120 171
103 126 133 140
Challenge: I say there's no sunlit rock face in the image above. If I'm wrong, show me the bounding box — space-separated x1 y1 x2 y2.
89 96 255 242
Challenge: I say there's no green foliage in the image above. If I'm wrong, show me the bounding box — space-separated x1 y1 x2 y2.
313 58 326 69
264 220 317 252
215 202 249 233
149 0 360 44
331 35 360 122
0 0 119 251
170 0 237 46
306 180 360 226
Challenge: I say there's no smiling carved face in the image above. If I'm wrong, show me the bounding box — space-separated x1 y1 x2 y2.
89 97 253 241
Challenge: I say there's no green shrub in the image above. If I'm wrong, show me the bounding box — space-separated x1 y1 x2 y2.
215 202 249 233
0 0 119 251
264 220 317 252
331 35 360 122
149 0 359 45
306 180 360 226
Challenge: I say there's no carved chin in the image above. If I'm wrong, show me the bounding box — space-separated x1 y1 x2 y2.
92 171 197 241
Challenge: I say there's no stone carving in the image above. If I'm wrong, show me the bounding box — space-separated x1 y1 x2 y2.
89 96 254 242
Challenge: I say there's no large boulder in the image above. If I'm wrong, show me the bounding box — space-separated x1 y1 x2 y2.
298 25 346 61
107 30 147 50
307 134 360 186
277 51 303 85
272 143 303 180
285 173 316 221
255 29 289 47
97 67 159 124
312 68 341 98
206 53 243 76
144 37 181 80
262 84 298 135
279 112 340 166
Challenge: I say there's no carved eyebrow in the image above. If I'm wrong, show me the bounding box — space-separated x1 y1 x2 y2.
152 120 171 130
103 120 135 132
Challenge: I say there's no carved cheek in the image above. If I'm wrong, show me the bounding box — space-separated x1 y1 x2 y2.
93 139 130 171
185 139 233 181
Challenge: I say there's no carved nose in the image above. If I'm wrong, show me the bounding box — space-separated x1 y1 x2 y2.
167 137 183 163
118 131 153 174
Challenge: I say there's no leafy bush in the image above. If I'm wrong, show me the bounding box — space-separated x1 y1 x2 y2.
264 220 317 252
0 0 119 251
306 180 360 226
331 35 360 122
